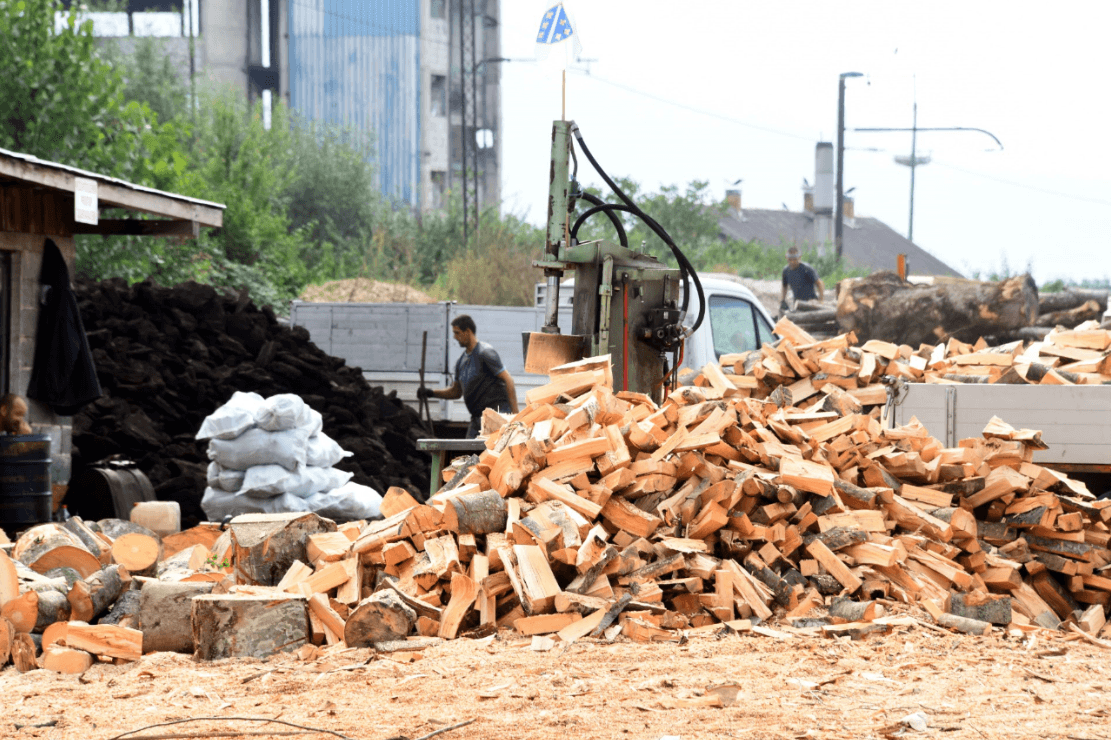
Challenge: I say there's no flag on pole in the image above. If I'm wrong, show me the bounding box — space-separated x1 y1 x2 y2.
535 3 582 61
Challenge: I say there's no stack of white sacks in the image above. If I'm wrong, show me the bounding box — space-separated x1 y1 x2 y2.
198 392 383 521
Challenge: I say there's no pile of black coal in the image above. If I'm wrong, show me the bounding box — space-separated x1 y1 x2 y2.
71 279 429 528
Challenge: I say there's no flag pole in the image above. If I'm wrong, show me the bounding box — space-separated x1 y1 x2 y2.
562 69 566 121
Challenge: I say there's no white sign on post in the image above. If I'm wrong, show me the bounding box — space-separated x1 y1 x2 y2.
74 177 98 225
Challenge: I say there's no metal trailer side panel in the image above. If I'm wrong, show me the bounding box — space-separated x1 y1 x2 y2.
892 384 1111 465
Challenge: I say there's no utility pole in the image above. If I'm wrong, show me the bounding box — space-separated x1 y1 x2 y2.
835 72 863 263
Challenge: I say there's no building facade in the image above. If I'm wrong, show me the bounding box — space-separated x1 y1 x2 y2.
72 0 500 213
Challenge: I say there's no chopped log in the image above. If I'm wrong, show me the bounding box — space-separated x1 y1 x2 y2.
140 581 217 653
228 512 336 586
936 612 992 635
344 590 417 647
0 550 17 609
111 532 163 577
950 592 1012 625
96 518 159 542
1038 289 1108 314
836 272 1039 346
73 565 125 623
1 590 38 633
161 523 224 559
66 623 142 661
61 518 108 563
13 523 100 579
41 644 95 674
192 593 309 659
11 631 37 671
443 489 508 535
31 589 70 632
99 589 141 629
829 597 880 622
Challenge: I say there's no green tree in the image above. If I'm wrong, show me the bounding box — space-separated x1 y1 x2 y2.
0 0 154 178
105 36 189 126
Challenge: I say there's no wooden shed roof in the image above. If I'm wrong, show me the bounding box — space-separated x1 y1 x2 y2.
0 146 224 237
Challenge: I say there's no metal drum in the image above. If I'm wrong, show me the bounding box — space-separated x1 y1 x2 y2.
0 433 52 537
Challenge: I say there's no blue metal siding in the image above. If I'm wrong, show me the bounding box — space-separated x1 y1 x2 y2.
288 0 421 206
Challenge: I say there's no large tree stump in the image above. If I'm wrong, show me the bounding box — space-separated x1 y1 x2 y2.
13 523 101 579
192 593 309 659
140 581 216 653
836 272 1039 346
344 590 417 647
228 512 336 586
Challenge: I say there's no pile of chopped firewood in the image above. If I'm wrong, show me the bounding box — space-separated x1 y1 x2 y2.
718 318 1111 413
4 350 1110 671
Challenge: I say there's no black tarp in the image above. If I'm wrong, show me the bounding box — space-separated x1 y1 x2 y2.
26 239 102 415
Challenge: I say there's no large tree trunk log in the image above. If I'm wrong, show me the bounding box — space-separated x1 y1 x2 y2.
1035 299 1103 328
13 523 101 579
1038 289 1108 314
344 590 417 647
191 593 309 659
836 272 1039 346
140 581 216 653
99 588 141 629
228 512 336 586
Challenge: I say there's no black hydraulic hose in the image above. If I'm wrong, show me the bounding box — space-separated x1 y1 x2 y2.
571 124 706 334
570 201 632 247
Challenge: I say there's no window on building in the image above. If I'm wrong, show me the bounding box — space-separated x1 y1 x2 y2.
430 0 446 19
430 75 446 117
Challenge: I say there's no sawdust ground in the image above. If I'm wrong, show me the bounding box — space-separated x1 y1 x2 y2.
299 279 437 304
4 626 1109 740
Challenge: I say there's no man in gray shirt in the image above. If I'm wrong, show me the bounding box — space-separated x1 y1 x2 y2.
418 315 518 438
780 246 824 313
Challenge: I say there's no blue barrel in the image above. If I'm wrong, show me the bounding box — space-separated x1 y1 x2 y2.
0 434 52 536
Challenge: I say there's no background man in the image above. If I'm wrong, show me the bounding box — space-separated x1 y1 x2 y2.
418 315 518 438
780 246 824 313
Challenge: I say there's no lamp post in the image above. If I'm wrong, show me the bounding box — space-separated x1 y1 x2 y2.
835 72 864 263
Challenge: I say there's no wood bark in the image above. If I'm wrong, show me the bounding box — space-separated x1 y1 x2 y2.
444 489 508 535
228 512 336 586
949 593 1012 626
140 580 216 653
937 612 992 635
98 588 141 629
96 518 160 542
192 593 309 659
836 271 1039 346
11 631 37 671
32 589 70 632
344 589 417 647
12 523 101 579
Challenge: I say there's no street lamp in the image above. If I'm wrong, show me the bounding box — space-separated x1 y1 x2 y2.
835 72 864 263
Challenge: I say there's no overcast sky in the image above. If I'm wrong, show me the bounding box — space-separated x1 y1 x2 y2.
495 1 1111 284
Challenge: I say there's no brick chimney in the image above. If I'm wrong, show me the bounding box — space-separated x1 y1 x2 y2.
725 189 741 214
843 196 854 219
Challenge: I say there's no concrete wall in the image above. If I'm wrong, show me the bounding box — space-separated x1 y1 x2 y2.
201 0 250 95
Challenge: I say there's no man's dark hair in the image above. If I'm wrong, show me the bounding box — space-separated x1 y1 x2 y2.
451 315 477 334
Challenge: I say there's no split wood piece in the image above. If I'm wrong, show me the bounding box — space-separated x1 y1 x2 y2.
512 545 562 615
192 593 309 660
526 369 607 405
438 572 477 639
12 523 101 579
443 489 508 535
111 532 163 577
229 512 336 586
68 565 125 623
529 477 603 520
516 612 582 635
805 539 863 594
11 631 36 671
308 593 347 643
380 486 422 519
1077 605 1106 636
41 644 95 674
335 557 361 606
66 623 143 661
344 590 417 647
295 561 350 596
140 580 216 653
600 497 662 540
161 522 224 559
936 612 992 635
306 532 354 564
778 457 835 497
829 597 882 622
275 560 313 592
